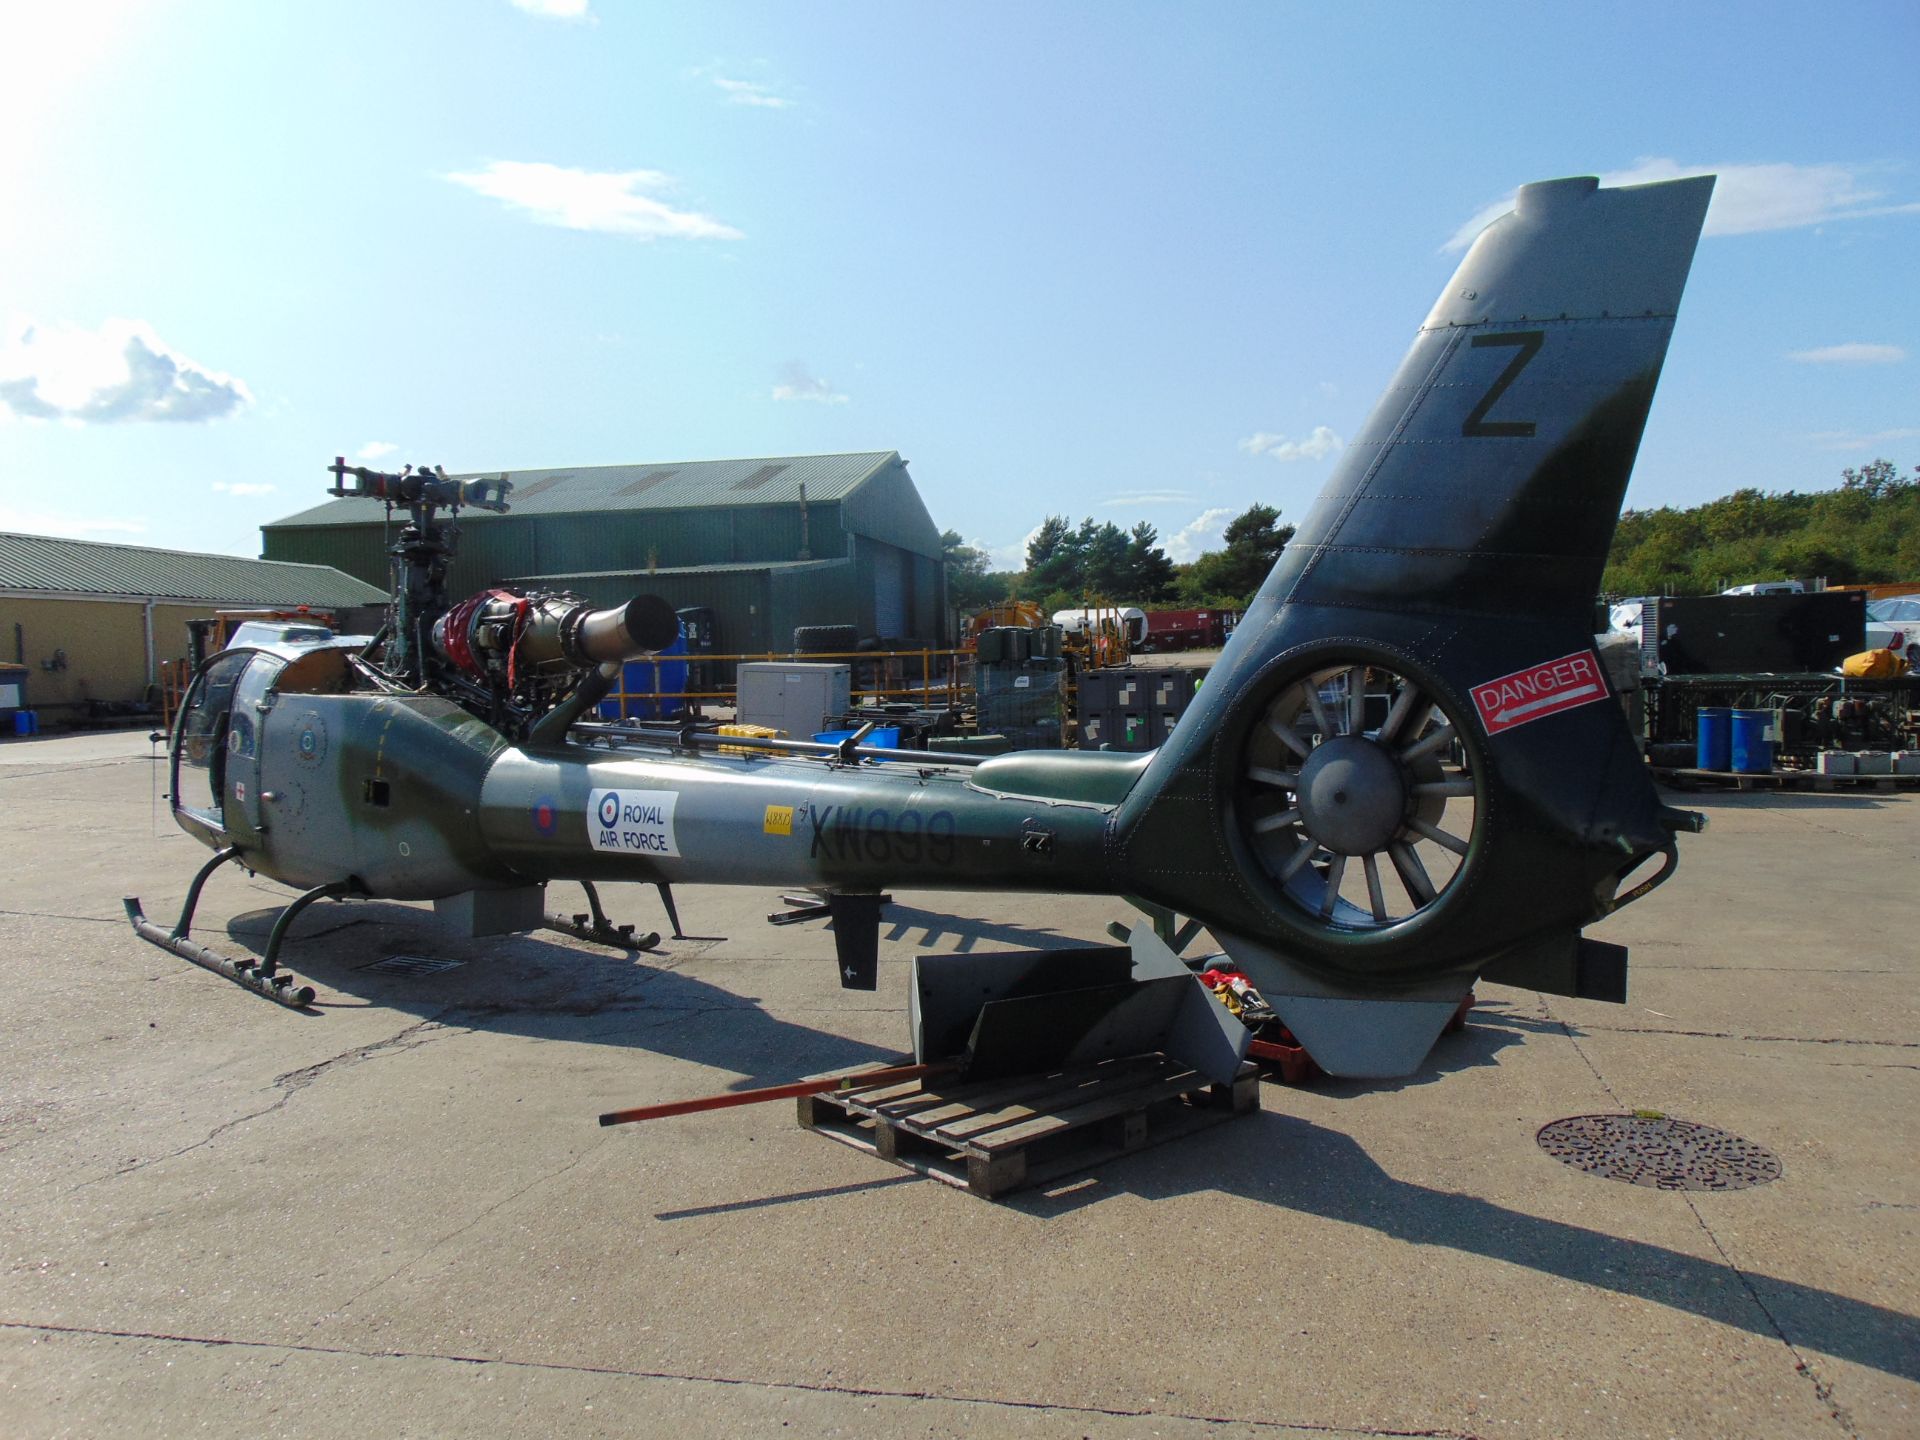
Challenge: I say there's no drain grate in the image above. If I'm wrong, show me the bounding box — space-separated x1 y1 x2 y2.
1537 1114 1782 1191
359 954 466 977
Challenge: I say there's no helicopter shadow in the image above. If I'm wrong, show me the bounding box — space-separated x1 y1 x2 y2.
225 901 898 1089
1007 1108 1920 1385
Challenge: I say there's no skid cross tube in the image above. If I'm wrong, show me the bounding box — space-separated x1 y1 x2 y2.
258 880 355 977
171 845 241 938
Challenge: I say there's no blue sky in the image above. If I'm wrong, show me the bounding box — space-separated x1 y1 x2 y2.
2 1 1916 569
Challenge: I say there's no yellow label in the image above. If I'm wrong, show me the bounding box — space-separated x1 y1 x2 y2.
762 804 795 836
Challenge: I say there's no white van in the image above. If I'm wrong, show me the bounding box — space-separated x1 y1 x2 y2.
1720 580 1806 597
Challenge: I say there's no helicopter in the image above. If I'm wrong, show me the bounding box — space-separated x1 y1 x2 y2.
129 172 1714 1079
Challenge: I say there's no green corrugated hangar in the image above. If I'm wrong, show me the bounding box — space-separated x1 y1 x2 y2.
261 451 948 657
0 532 384 721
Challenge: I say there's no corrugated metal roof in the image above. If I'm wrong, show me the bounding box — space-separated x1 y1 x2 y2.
266 451 902 529
0 531 387 606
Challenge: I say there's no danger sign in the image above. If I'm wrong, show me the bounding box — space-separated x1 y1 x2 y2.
1471 650 1609 734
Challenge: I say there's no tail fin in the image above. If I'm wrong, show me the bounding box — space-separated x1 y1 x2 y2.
1275 173 1713 622
1110 175 1714 1076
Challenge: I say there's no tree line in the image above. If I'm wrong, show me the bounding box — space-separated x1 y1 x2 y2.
1603 459 1919 597
944 458 1919 617
943 503 1296 616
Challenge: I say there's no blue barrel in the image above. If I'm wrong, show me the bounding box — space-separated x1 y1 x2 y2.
1695 707 1732 771
595 630 690 721
1730 708 1773 774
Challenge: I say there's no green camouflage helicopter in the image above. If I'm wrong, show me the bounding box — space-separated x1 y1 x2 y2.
131 173 1713 1078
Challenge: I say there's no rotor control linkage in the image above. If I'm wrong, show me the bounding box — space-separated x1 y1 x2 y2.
543 879 661 951
123 847 326 1009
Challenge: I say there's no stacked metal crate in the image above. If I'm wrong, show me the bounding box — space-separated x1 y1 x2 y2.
975 626 1067 749
1077 666 1207 751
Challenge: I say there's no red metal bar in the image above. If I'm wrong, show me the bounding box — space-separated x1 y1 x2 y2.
597 1060 957 1127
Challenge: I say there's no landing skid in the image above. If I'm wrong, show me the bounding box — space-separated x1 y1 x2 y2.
123 847 336 1008
543 879 662 951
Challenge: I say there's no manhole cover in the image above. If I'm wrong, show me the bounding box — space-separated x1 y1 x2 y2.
359 954 466 977
1536 1114 1782 1191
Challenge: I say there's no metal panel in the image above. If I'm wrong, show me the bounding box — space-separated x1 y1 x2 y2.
768 557 861 646
872 540 907 638
1654 592 1867 675
837 459 944 558
445 520 539 593
736 662 850 737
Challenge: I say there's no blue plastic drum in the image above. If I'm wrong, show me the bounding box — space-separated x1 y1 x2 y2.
1729 708 1773 774
596 630 690 721
1695 707 1732 771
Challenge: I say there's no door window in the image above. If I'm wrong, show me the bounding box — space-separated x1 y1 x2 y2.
174 650 253 825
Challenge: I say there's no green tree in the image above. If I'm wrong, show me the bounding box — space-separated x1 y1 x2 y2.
1076 518 1132 596
940 529 1007 612
1175 503 1296 605
1123 522 1179 602
1601 459 1919 595
1025 515 1079 596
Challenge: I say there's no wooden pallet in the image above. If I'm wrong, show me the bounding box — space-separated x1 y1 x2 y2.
1654 766 1919 792
799 1054 1260 1199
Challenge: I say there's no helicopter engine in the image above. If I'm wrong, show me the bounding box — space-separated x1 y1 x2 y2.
423 587 681 736
432 590 681 684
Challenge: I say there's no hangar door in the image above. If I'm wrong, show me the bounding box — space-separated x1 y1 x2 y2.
872 542 907 638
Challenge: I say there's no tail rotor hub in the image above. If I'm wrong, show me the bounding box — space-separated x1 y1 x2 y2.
1294 735 1408 856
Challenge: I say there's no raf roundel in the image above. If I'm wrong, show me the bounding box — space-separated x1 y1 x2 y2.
531 798 558 836
597 792 621 829
294 712 328 766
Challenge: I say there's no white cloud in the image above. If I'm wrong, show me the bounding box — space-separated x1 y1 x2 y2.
1807 427 1920 452
968 535 1027 571
211 481 275 497
1101 489 1193 505
1787 343 1907 365
713 76 792 109
1240 426 1343 463
1445 158 1920 251
1164 507 1237 563
990 537 1036 572
1006 522 1048 572
356 440 399 460
0 318 251 424
771 360 847 405
509 0 592 19
446 162 743 241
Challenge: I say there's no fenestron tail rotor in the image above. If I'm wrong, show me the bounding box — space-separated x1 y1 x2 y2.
1239 658 1481 931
